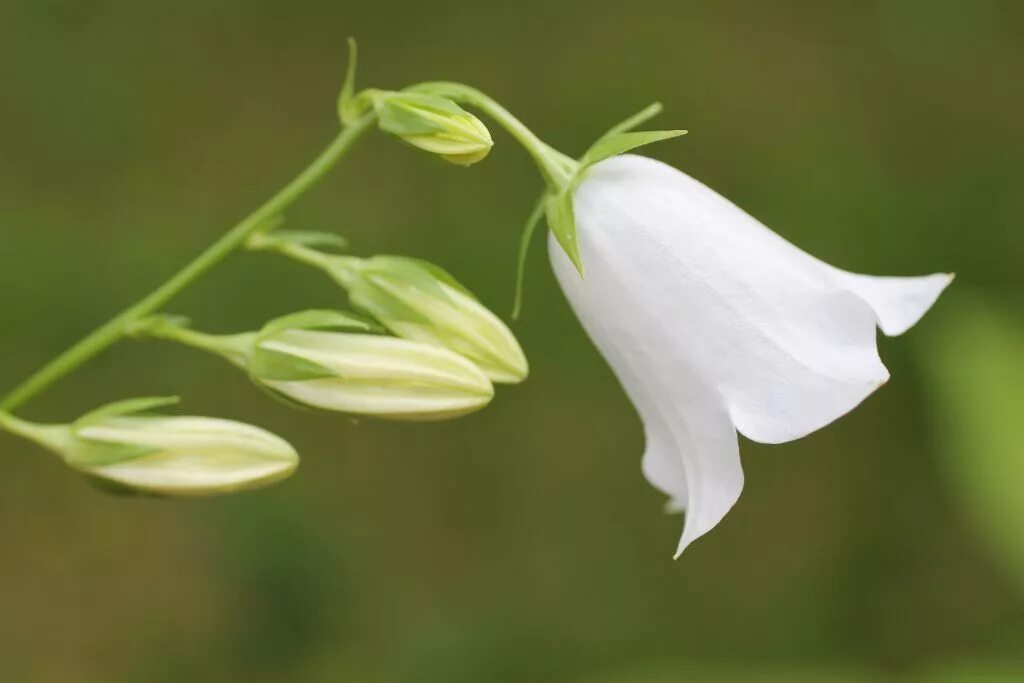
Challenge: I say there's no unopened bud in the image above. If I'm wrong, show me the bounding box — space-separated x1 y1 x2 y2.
318 255 528 384
253 327 495 420
372 92 493 166
0 399 297 496
133 311 495 421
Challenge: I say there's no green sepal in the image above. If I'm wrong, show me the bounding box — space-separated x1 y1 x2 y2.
603 102 664 137
249 347 338 383
510 103 686 309
363 256 473 299
251 309 377 382
83 473 164 497
338 38 362 125
348 282 432 325
545 185 584 275
534 104 684 283
512 196 547 320
375 93 468 136
269 230 348 251
75 396 181 427
581 130 688 167
64 439 159 468
253 382 319 412
259 310 375 340
348 257 473 326
61 396 182 467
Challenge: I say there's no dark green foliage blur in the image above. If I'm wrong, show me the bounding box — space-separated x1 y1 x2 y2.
1 1 1021 681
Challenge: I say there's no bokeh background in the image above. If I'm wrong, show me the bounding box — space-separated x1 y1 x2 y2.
1 1 1022 681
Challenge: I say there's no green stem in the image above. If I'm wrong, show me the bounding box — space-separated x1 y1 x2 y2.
405 82 578 189
133 318 255 370
0 114 376 413
0 410 63 451
0 411 34 441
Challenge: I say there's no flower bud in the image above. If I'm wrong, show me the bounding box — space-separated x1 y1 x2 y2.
251 325 495 421
316 255 529 384
0 399 298 496
372 92 493 166
133 311 495 421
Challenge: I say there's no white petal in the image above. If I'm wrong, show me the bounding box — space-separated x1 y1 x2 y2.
570 155 893 445
551 154 949 554
550 230 744 556
828 270 954 337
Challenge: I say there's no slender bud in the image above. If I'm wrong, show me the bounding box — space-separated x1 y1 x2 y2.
371 91 493 166
133 311 495 421
337 40 491 166
254 327 495 420
280 249 528 383
0 399 297 496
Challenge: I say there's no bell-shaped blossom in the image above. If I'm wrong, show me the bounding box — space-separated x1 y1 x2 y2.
549 154 952 557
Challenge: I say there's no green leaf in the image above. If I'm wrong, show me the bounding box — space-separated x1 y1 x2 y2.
250 347 338 382
545 187 584 276
76 396 181 426
512 195 546 320
259 310 373 339
581 129 688 167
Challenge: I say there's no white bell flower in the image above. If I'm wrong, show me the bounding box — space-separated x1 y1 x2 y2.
549 154 952 557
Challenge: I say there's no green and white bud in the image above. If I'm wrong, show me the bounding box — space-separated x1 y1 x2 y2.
133 311 495 421
253 327 495 420
369 91 493 166
257 243 528 384
0 398 297 496
337 40 490 165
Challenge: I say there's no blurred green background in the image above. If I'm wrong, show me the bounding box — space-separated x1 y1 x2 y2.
1 1 1022 681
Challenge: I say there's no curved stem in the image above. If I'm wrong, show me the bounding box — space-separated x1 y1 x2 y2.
0 114 376 413
405 82 578 189
0 411 35 441
133 319 255 370
0 410 64 451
